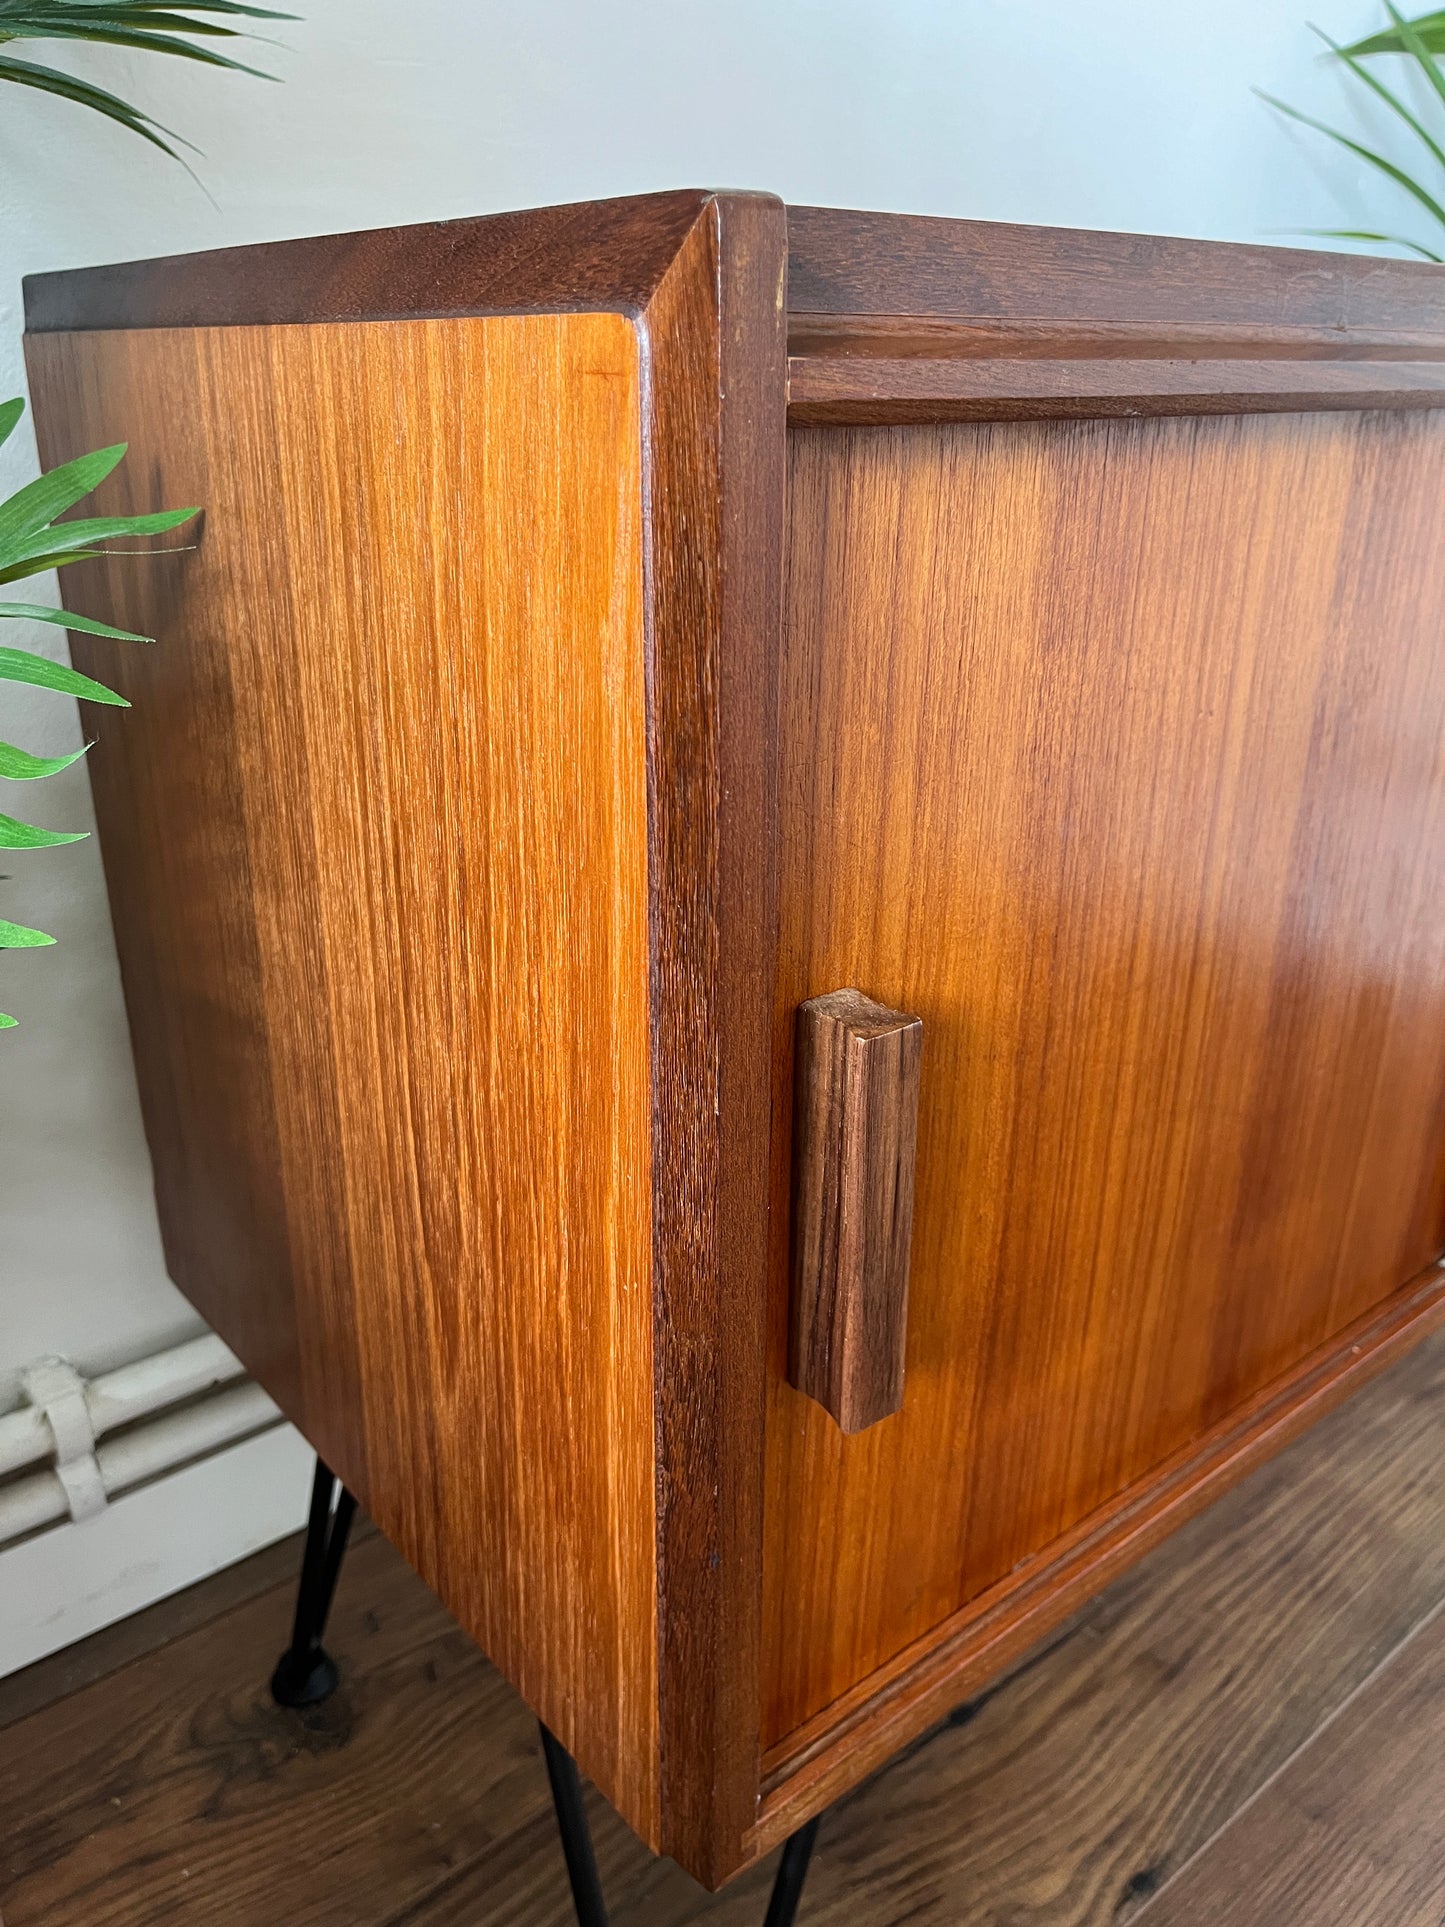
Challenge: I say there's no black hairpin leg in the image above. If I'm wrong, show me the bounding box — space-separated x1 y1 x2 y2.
270 1455 356 1708
762 1816 819 1927
539 1723 820 1927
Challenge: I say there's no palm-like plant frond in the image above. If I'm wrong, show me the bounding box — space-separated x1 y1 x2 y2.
0 0 296 157
0 398 198 1023
1264 6 1445 261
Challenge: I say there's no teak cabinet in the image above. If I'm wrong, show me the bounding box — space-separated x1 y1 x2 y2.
24 190 1445 1888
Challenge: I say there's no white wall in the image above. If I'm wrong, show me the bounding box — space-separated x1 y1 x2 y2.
0 0 1410 1611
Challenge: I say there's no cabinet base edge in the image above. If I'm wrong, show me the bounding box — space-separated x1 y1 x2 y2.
746 1261 1445 1864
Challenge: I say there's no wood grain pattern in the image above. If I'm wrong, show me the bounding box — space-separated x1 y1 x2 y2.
26 194 1445 1885
638 192 787 1884
785 203 1445 331
1142 1603 1445 1927
5 1328 1444 1926
790 990 922 1433
787 354 1445 424
761 410 1445 1758
23 189 715 332
25 313 662 1841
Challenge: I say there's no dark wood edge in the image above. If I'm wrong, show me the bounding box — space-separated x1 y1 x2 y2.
785 204 1445 333
31 189 1445 348
22 189 716 332
744 1260 1445 1864
640 190 787 1887
788 314 1445 360
786 355 1445 425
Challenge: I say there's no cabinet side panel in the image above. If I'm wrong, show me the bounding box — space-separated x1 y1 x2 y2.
764 411 1445 1748
25 316 660 1837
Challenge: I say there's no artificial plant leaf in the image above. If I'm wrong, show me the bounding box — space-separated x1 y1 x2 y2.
0 810 86 847
0 600 151 641
0 441 128 553
0 398 25 452
0 645 127 705
0 739 87 778
0 53 184 156
0 915 55 946
1258 91 1445 240
1340 9 1445 56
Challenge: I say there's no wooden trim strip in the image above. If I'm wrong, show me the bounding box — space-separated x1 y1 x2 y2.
787 355 1445 424
639 190 788 1885
785 204 1445 334
746 1259 1445 1864
788 312 1445 362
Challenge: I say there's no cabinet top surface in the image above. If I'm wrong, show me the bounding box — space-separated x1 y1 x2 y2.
24 188 1445 347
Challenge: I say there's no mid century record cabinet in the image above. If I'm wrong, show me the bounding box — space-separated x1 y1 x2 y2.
23 190 1445 1889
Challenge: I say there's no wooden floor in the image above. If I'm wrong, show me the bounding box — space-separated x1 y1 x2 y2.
3 1331 1445 1925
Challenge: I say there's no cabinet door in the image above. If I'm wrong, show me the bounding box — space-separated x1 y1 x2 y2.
764 411 1445 1749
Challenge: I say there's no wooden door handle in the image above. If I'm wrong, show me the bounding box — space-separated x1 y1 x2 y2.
789 989 923 1433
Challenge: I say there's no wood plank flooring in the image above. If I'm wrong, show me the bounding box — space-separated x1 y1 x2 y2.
3 1327 1445 1925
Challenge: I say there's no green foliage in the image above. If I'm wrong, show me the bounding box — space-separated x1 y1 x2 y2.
0 1 295 158
0 398 197 1025
1264 6 1445 259
1343 8 1445 54
0 917 55 946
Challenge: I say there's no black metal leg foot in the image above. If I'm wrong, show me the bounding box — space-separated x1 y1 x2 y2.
539 1722 820 1927
763 1816 819 1927
270 1455 356 1709
540 1723 609 1927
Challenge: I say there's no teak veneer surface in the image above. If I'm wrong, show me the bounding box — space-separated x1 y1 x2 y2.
762 410 1445 1746
25 313 662 1835
23 191 1445 1887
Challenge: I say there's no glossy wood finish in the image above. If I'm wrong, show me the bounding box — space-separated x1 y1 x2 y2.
784 203 1445 331
26 312 663 1837
24 189 716 331
24 189 788 1886
25 192 1445 1888
761 410 1445 1755
640 193 787 1883
787 353 1445 424
790 990 922 1433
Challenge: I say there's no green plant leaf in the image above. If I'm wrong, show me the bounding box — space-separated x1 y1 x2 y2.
0 739 87 778
1310 20 1445 177
1384 3 1445 114
0 398 24 452
0 600 151 642
1288 226 1444 259
0 505 199 574
0 20 275 77
1340 9 1445 56
1258 89 1445 240
0 645 127 705
0 915 55 946
0 52 187 156
0 1014 17 1029
2 504 199 558
0 809 85 847
0 441 128 552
